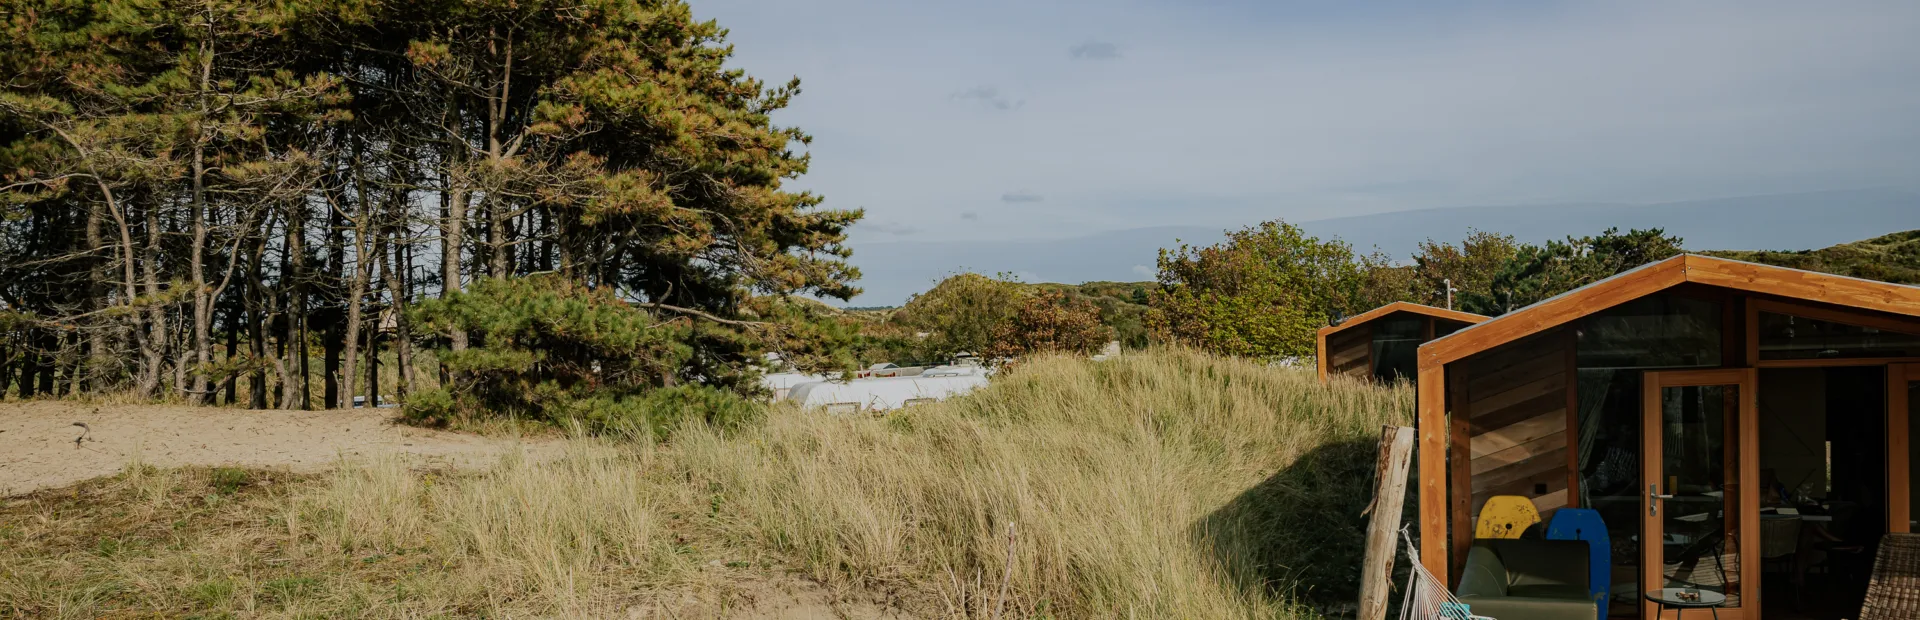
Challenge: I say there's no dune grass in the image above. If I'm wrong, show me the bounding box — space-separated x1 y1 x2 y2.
0 348 1412 618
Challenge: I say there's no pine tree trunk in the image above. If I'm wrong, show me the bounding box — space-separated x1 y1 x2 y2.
387 217 413 401
439 137 469 353
366 214 390 408
0 344 11 400
325 193 347 407
184 0 217 406
246 232 270 410
189 150 212 404
324 327 341 408
366 327 379 408
84 201 107 394
223 312 238 404
340 202 377 408
286 201 310 409
137 203 165 398
34 331 55 396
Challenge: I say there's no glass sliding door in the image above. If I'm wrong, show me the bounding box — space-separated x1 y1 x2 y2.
1643 368 1758 619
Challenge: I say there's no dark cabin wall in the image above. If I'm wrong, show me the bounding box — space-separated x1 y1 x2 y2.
1326 324 1372 381
1456 327 1574 525
1328 326 1374 378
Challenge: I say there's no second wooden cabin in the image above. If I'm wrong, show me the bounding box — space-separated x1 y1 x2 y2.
1318 302 1488 383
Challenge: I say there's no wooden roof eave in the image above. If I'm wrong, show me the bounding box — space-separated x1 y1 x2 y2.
1418 256 1690 367
1681 254 1920 317
1319 302 1489 339
1418 254 1920 368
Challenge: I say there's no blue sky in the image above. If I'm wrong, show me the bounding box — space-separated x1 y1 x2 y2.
695 0 1920 246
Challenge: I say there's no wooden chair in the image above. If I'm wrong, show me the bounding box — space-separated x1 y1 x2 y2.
1858 532 1920 620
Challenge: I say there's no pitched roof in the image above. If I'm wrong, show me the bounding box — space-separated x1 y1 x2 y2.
1317 302 1488 339
1418 254 1920 366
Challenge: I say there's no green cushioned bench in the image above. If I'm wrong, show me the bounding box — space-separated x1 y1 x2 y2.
1455 539 1598 620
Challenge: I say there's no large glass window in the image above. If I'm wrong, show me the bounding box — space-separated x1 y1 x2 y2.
1572 293 1722 617
1657 384 1741 606
1576 293 1723 370
1369 316 1423 382
1757 367 1887 615
1757 312 1920 360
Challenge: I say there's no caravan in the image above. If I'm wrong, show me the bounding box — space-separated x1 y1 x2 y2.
785 374 988 413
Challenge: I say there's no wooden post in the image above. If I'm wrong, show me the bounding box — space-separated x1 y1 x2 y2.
1416 357 1450 584
1359 425 1417 620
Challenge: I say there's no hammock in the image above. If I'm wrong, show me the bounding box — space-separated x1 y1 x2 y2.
1399 527 1495 620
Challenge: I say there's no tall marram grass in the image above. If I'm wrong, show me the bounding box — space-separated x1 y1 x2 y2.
673 348 1413 618
0 348 1412 618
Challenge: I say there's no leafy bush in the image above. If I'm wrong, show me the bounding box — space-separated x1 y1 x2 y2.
985 290 1114 358
895 273 1024 361
1411 229 1521 310
1147 221 1390 359
407 275 758 436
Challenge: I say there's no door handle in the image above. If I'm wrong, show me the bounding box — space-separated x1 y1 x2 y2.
1650 484 1673 516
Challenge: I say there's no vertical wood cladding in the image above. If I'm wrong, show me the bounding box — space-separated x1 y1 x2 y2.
1461 327 1573 521
1327 325 1372 380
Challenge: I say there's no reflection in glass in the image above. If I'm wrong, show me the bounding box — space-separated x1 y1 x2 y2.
1576 293 1722 370
1369 316 1423 382
1573 293 1722 617
1658 385 1741 606
1757 312 1920 360
1577 368 1643 616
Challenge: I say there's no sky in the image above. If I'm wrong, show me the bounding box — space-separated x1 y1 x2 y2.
693 0 1920 248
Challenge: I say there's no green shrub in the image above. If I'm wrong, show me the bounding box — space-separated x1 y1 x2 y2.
407 275 762 438
557 385 762 439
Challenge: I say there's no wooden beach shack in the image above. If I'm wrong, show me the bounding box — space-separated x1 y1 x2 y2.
1318 302 1487 383
1414 254 1920 619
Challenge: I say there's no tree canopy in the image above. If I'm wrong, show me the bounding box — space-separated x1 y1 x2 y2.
1461 228 1685 315
0 0 859 423
1146 221 1390 359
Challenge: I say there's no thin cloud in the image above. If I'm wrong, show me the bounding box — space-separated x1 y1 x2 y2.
861 221 921 236
950 85 1022 110
1000 191 1044 203
1069 41 1120 60
960 211 980 220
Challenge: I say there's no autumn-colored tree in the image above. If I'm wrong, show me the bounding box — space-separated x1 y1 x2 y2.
1147 221 1382 359
1411 230 1521 310
985 291 1113 358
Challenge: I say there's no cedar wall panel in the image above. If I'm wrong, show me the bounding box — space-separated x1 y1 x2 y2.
1462 328 1572 524
1327 326 1372 380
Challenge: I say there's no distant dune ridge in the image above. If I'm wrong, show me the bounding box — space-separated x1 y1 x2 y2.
845 188 1920 306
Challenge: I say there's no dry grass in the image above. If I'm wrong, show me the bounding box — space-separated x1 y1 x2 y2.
0 348 1412 619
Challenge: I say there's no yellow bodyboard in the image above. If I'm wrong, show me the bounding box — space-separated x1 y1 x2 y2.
1475 495 1541 539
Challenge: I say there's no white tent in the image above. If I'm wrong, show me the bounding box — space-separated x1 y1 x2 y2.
785 374 989 413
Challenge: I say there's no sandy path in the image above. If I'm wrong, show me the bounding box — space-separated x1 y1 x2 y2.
0 402 564 496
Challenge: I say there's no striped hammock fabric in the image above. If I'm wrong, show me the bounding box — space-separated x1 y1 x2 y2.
1399 528 1494 620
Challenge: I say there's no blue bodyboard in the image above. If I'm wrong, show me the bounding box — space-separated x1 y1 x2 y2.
1545 508 1610 620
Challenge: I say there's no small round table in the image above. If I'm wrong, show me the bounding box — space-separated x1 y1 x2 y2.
1645 588 1726 619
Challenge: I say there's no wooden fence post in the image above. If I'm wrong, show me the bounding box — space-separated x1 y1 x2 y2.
1359 424 1417 620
